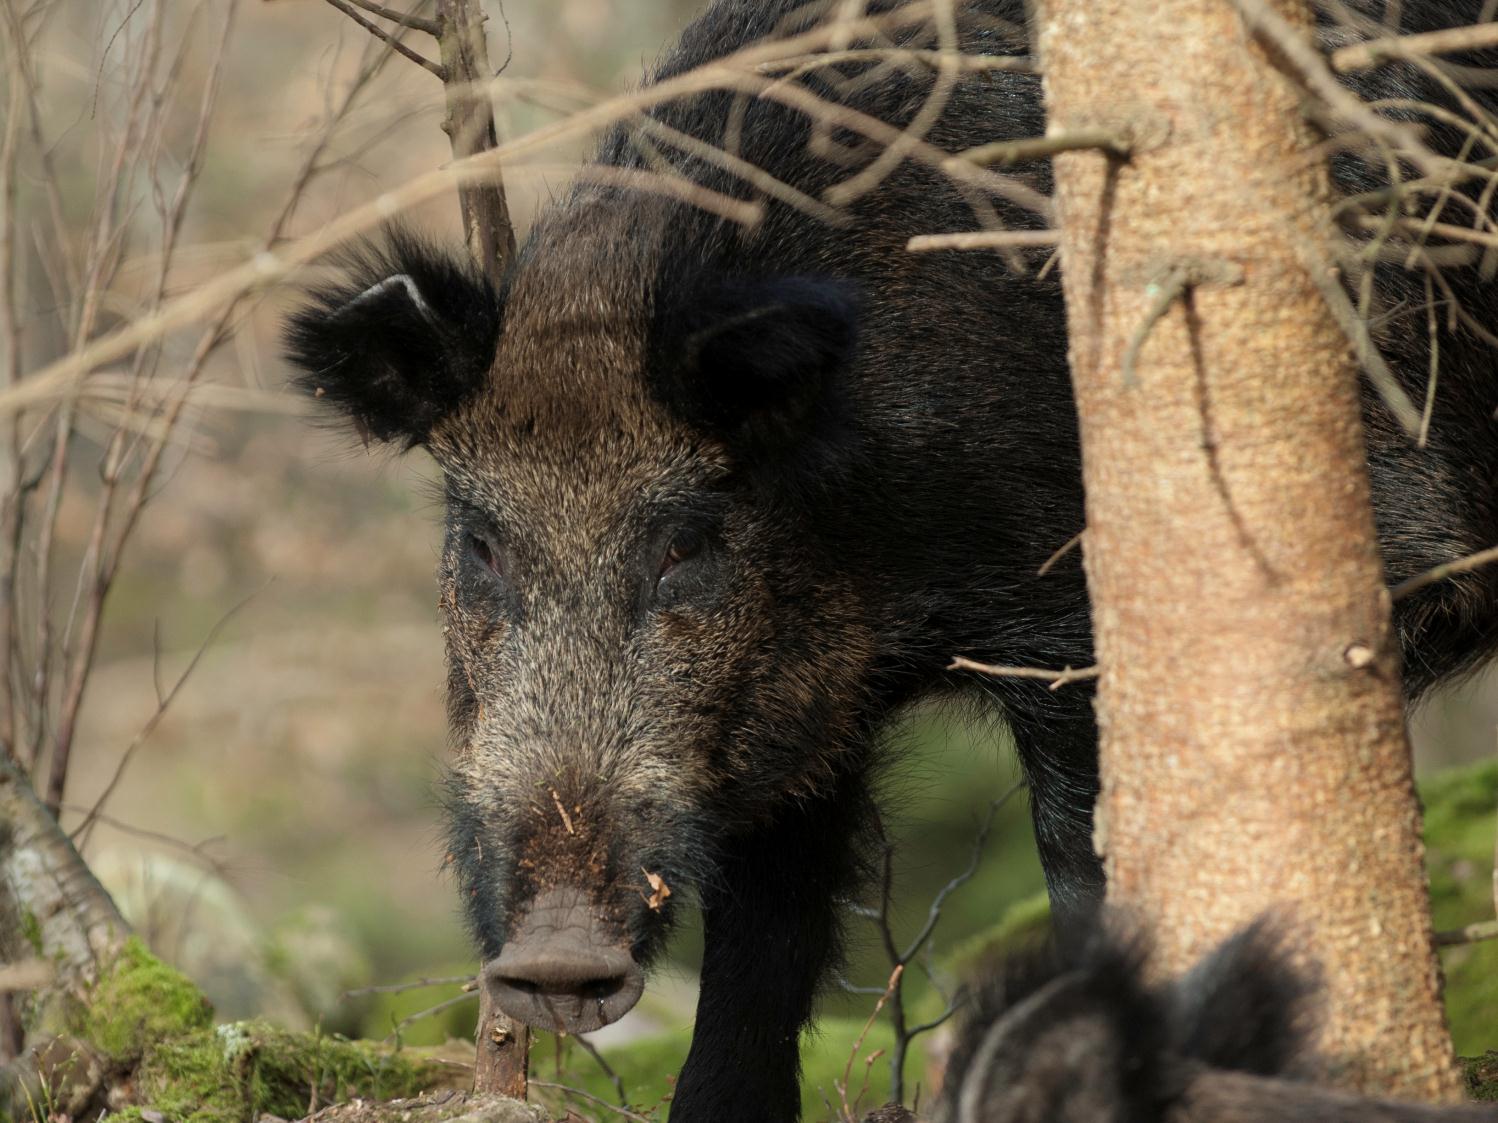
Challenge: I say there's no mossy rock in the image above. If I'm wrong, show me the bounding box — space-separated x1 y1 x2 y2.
80 937 214 1063
12 939 473 1123
130 1022 466 1123
1464 1052 1498 1102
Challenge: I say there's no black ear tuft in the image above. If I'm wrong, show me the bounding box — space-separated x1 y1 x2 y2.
650 275 859 461
283 227 501 448
1165 916 1318 1079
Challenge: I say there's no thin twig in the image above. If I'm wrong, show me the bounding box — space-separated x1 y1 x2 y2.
1304 257 1423 437
570 1033 629 1107
837 964 903 1121
70 585 260 837
906 229 1057 252
1332 22 1498 73
341 974 476 1000
1121 266 1190 387
949 655 1100 690
948 127 1130 169
1436 919 1498 947
320 0 444 77
1228 0 1440 173
823 0 961 207
1037 528 1084 577
339 0 440 35
531 1080 654 1122
1390 542 1498 601
382 990 477 1044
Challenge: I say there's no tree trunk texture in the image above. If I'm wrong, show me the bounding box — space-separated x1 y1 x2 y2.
0 756 126 982
1037 0 1460 1100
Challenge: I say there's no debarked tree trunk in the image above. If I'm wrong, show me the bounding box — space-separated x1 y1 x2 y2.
1037 0 1460 1101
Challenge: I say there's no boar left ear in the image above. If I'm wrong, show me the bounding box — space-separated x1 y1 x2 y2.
283 228 501 449
650 276 859 461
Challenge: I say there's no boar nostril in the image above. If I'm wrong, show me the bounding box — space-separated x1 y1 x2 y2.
485 886 646 1035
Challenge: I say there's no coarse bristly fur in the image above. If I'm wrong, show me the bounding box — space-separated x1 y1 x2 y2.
283 1 1498 1119
936 919 1498 1123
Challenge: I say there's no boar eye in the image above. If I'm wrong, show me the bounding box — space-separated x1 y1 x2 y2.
654 528 708 608
659 528 703 579
469 533 506 582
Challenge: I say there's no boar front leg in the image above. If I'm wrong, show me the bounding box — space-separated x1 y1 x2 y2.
669 779 871 1123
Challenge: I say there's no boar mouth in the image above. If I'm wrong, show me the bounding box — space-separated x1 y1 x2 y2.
484 885 646 1034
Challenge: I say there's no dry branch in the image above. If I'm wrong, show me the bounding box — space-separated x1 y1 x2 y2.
948 126 1131 169
1333 22 1498 73
0 4 1051 419
435 0 516 278
906 228 1057 251
1390 542 1498 600
948 655 1100 690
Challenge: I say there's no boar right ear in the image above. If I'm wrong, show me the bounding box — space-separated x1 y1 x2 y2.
649 275 859 466
283 229 501 448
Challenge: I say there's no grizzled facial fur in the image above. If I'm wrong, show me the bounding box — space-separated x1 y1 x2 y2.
285 213 877 1026
937 919 1498 1123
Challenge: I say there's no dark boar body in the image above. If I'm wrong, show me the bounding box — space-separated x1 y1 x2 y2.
285 1 1498 1118
936 920 1498 1123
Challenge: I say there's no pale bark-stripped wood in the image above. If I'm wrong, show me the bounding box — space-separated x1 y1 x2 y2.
1038 0 1459 1100
430 1 525 1091
435 0 516 282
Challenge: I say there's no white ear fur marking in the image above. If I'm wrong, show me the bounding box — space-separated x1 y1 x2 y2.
345 273 438 326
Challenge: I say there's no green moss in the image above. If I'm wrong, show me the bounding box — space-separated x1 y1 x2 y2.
1421 760 1498 1056
81 938 213 1064
1465 1052 1498 1102
940 889 1052 981
532 1018 903 1122
134 1021 458 1123
19 910 41 958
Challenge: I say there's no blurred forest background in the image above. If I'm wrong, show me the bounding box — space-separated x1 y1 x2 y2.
11 0 1498 1114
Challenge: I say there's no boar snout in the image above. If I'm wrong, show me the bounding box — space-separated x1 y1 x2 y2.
486 885 645 1033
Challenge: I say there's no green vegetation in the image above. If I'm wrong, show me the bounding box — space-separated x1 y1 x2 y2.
21 941 466 1123
1422 758 1498 1056
80 939 213 1064
129 1021 458 1123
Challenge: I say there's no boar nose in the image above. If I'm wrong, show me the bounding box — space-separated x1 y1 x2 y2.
486 886 645 1034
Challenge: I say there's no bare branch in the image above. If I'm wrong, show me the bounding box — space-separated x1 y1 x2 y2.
757 47 1035 77
948 127 1131 169
340 0 440 35
1037 528 1085 576
906 228 1057 251
1435 919 1498 947
1391 542 1498 601
1332 22 1498 73
1227 0 1440 173
823 0 961 207
436 0 515 277
342 975 477 1000
1304 256 1423 437
948 655 1100 690
531 1080 654 1122
319 0 445 77
69 587 258 839
570 1033 629 1108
